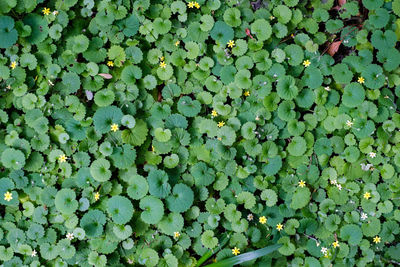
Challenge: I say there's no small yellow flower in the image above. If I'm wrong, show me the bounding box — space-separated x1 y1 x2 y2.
227 40 235 48
332 241 340 248
42 7 51 15
303 60 311 67
217 137 222 141
187 1 194 8
160 61 167 68
4 191 12 202
373 236 381 244
175 41 180 46
211 110 218 117
270 16 275 20
217 121 225 128
363 191 371 200
232 247 240 256
107 61 114 67
58 154 67 163
160 56 165 61
259 216 267 224
94 192 100 201
243 91 250 97
276 223 283 231
358 76 365 84
298 180 306 188
10 61 17 69
152 145 155 152
111 123 119 132
194 1 200 8
174 232 180 238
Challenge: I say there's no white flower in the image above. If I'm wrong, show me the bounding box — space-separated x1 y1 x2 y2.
330 179 337 185
321 247 328 254
247 214 254 221
361 213 368 220
336 184 342 191
360 163 373 171
324 86 331 91
255 116 260 121
369 152 376 158
346 120 353 127
66 232 74 240
31 250 37 257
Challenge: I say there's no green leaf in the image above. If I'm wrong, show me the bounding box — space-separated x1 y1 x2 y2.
93 106 123 134
340 224 363 245
107 196 134 224
290 187 311 210
0 16 17 48
1 148 25 170
342 83 365 108
140 195 164 224
55 189 78 215
166 183 194 213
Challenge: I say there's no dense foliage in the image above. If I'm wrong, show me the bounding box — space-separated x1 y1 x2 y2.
1 0 400 266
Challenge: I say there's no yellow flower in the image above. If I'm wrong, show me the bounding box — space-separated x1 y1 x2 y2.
303 59 311 67
298 180 306 188
270 16 275 20
227 40 235 48
232 247 240 256
259 216 267 224
373 236 381 244
211 110 218 117
58 154 67 163
358 76 365 84
107 61 114 67
94 192 100 201
174 232 180 238
217 121 225 128
332 241 340 248
42 7 51 15
160 56 165 61
363 192 371 200
187 1 194 8
175 41 180 46
152 145 155 152
194 1 200 8
160 61 167 68
4 191 12 202
111 123 119 132
276 223 283 231
243 91 250 97
10 61 17 69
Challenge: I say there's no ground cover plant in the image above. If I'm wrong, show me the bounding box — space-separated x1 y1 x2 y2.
1 0 400 266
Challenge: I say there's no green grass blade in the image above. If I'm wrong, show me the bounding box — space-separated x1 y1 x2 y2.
202 244 282 267
196 233 231 267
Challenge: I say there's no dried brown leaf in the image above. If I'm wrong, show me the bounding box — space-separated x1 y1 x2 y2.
327 41 342 56
98 73 113 79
